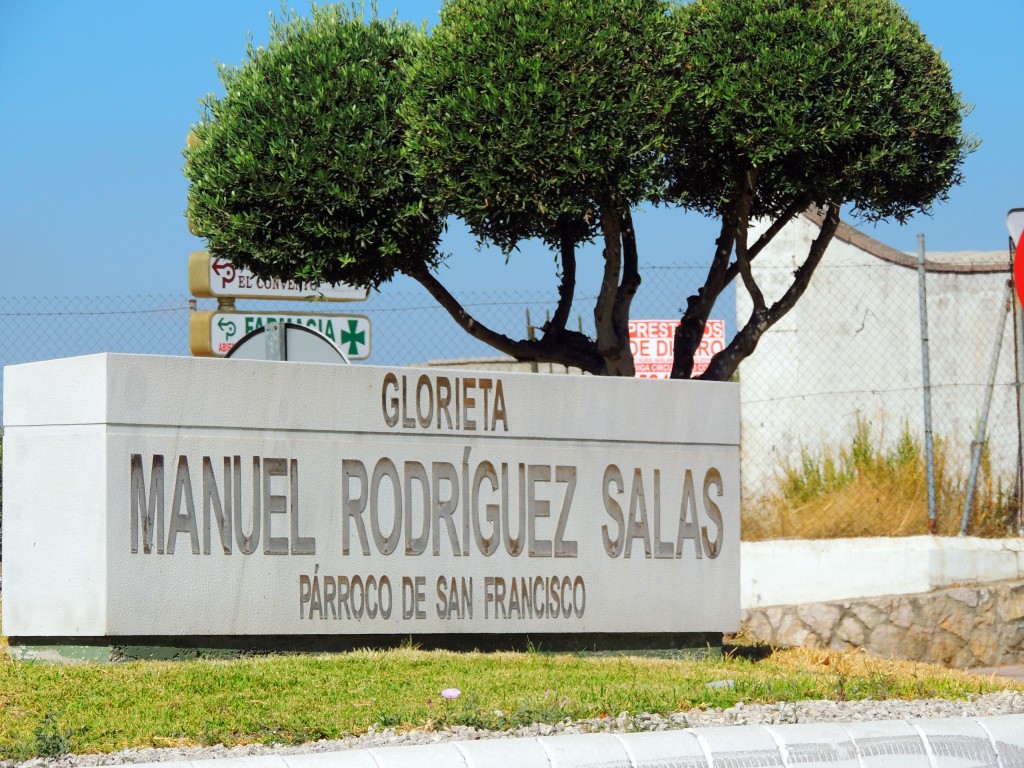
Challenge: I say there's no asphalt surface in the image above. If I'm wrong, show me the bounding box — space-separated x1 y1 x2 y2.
970 665 1024 681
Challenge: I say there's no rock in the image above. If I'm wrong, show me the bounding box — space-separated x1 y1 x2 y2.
774 612 818 648
742 609 775 643
739 578 1024 667
796 603 842 640
834 615 867 648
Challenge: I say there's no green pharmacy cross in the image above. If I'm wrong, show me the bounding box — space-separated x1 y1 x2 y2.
341 319 366 356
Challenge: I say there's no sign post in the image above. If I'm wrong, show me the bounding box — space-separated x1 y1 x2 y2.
187 251 372 362
1007 209 1024 533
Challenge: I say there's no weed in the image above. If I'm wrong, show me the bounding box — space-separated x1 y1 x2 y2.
374 711 402 728
198 719 225 747
745 418 1018 539
502 689 574 728
453 693 489 730
32 712 74 758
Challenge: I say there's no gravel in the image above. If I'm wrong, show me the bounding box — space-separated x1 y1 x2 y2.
6 691 1024 768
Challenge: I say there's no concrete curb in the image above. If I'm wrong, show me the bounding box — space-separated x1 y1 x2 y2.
123 714 1024 768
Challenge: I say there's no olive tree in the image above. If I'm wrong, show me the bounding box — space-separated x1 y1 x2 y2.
664 0 975 380
186 0 678 376
401 0 680 375
185 0 972 380
185 6 443 290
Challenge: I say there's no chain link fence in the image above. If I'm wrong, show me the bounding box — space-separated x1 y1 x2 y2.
2 256 1021 537
738 227 1021 538
0 263 728 399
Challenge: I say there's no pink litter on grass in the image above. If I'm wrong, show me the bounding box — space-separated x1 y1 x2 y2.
441 688 461 700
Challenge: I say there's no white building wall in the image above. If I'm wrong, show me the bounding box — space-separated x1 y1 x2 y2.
738 214 1015 495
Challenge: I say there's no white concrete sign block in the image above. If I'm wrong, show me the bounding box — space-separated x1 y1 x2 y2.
2 354 739 639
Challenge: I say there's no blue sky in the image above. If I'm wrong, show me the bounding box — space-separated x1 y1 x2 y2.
1 0 1021 300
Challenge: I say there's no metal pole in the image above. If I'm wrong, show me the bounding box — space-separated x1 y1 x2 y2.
960 281 1013 535
526 308 538 373
1011 236 1024 534
917 235 937 533
267 321 286 361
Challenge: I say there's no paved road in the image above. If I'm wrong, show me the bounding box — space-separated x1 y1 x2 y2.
970 665 1024 681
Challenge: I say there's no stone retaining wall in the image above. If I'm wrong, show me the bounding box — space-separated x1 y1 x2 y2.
741 579 1024 668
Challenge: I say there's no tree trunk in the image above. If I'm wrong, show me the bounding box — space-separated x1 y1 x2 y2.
670 184 745 379
593 206 635 376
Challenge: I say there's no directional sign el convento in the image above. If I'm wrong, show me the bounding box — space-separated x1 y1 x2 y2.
188 251 369 301
190 311 371 359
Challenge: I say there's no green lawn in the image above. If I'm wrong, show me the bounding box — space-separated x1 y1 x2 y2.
0 644 1014 760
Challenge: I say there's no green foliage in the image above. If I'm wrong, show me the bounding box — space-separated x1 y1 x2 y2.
32 712 74 758
402 0 680 253
666 0 975 223
778 418 914 504
183 0 973 378
185 5 443 289
887 428 921 474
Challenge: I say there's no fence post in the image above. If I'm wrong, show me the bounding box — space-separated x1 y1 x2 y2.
525 308 538 373
1012 236 1024 534
960 280 1013 536
917 234 937 533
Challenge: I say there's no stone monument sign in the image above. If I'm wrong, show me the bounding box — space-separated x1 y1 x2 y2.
2 354 739 655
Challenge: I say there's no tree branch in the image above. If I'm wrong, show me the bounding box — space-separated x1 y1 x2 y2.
407 264 604 373
733 169 765 315
611 207 642 345
765 203 840 323
547 217 576 334
670 180 742 379
408 265 525 355
593 205 630 374
701 204 841 381
723 193 812 288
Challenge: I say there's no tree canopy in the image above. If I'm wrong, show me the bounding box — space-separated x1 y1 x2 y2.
402 0 677 253
185 6 442 290
663 0 975 380
400 0 681 375
184 0 974 379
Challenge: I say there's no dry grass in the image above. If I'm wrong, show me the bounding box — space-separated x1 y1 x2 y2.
743 420 1017 540
765 646 1023 703
771 646 1004 686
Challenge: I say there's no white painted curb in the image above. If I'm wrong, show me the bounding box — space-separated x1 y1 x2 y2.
122 714 1024 768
